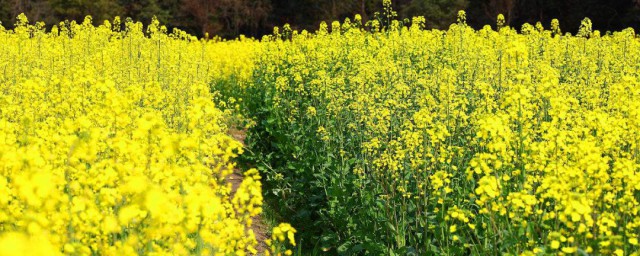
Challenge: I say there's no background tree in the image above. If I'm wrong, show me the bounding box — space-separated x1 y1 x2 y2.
399 0 469 29
0 1 11 26
0 0 638 37
181 0 270 37
483 0 516 25
2 0 52 24
48 0 123 23
119 0 174 24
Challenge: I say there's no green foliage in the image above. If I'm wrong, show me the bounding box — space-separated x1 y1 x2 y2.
213 9 640 254
214 15 471 254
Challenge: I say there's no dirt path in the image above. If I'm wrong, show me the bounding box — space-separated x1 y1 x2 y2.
228 128 269 255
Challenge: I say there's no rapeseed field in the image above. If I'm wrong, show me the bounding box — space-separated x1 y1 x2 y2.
2 3 640 255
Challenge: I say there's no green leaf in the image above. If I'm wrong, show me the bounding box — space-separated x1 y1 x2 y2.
337 241 352 254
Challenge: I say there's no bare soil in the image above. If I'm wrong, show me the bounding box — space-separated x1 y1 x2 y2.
228 128 269 255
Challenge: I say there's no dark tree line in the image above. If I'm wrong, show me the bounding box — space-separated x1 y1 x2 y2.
1 0 638 38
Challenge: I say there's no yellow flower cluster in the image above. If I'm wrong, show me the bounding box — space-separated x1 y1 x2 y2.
244 14 640 255
265 223 296 256
0 14 272 255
